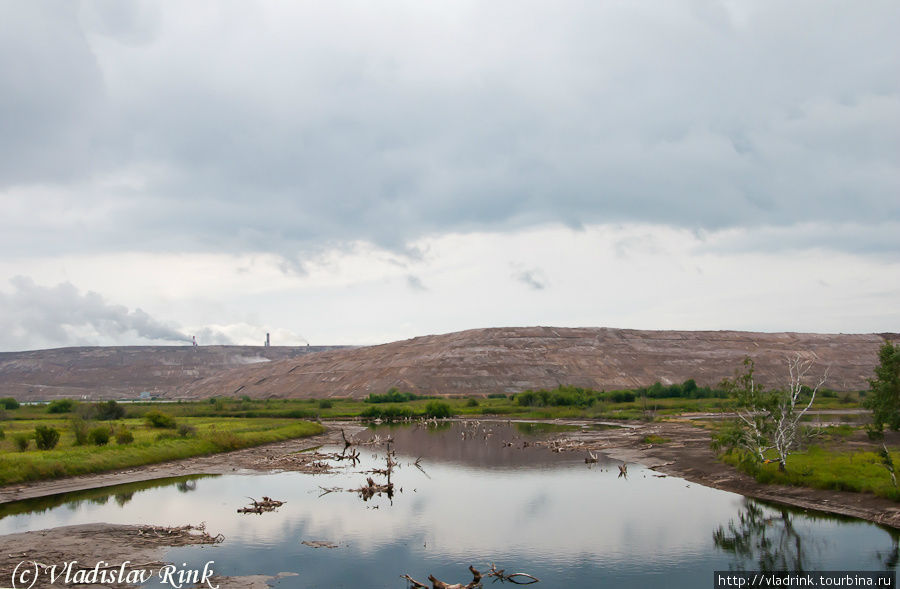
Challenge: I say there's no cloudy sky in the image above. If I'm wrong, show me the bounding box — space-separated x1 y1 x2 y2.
1 0 898 351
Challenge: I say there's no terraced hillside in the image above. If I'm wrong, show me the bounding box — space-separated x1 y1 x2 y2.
175 327 897 399
0 345 345 401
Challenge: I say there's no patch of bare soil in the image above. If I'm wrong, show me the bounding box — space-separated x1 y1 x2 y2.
0 523 251 589
546 420 900 530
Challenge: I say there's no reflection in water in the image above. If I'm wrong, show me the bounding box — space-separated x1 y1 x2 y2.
0 424 896 588
714 500 814 571
176 480 198 493
0 474 216 520
880 535 899 569
714 498 899 572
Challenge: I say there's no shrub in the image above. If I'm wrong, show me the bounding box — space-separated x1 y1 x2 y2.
366 388 423 403
424 400 452 419
360 405 414 422
0 397 19 409
34 425 61 450
70 417 90 445
95 400 126 420
145 410 176 428
466 398 479 407
208 431 242 450
487 393 508 399
318 399 334 409
115 427 134 445
47 399 76 413
13 433 30 451
177 423 197 438
88 427 111 446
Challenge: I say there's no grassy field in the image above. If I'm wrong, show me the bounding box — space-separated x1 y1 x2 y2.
0 416 322 486
0 388 870 489
722 443 900 501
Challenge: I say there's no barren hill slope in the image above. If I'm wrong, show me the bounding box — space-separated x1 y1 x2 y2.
176 327 896 399
0 346 345 401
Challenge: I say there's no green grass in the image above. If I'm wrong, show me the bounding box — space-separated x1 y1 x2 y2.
722 445 900 501
641 434 670 444
0 387 864 424
0 417 323 486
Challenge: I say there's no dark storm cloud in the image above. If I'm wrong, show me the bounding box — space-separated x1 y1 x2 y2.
0 1 897 258
0 276 231 350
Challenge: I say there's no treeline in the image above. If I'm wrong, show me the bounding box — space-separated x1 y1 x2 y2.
513 380 729 408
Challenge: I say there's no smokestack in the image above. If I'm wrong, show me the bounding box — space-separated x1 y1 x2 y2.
266 332 270 347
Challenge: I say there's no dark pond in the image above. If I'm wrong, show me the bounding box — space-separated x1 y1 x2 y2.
0 421 895 588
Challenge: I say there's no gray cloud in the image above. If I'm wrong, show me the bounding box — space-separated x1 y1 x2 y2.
0 276 231 350
514 269 547 291
0 1 898 259
406 275 427 291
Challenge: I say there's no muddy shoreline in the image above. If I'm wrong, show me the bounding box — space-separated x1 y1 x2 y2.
0 419 897 588
4 419 893 531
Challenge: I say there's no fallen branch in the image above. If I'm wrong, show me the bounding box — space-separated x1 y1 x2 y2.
402 564 539 588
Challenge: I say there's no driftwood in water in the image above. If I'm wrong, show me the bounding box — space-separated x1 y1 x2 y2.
402 564 539 588
585 450 598 463
353 476 394 501
137 523 225 545
238 496 285 514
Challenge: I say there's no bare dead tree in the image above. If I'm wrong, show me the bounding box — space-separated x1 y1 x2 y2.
718 354 829 471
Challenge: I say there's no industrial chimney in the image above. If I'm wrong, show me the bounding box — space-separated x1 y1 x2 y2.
265 333 270 347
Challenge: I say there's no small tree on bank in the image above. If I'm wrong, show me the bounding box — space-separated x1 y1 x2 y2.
865 341 900 439
715 354 828 472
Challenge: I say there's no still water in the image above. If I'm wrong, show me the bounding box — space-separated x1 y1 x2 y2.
0 421 896 588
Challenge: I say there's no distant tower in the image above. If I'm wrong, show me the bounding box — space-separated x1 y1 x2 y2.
192 335 198 347
265 333 270 347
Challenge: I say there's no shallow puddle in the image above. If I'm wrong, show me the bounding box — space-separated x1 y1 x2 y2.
0 421 896 588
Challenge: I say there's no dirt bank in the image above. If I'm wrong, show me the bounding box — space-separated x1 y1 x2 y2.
552 419 900 530
0 523 286 589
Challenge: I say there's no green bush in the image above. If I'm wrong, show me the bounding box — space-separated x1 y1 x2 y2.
88 427 111 446
360 405 414 421
95 400 126 420
466 398 479 407
318 399 334 409
47 399 76 413
70 417 90 445
13 433 30 451
425 400 452 419
487 393 508 399
0 397 20 409
208 430 242 450
34 425 61 450
177 423 197 438
366 388 425 403
115 427 134 445
145 410 176 428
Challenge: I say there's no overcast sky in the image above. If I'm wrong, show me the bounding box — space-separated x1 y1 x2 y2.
1 0 898 351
